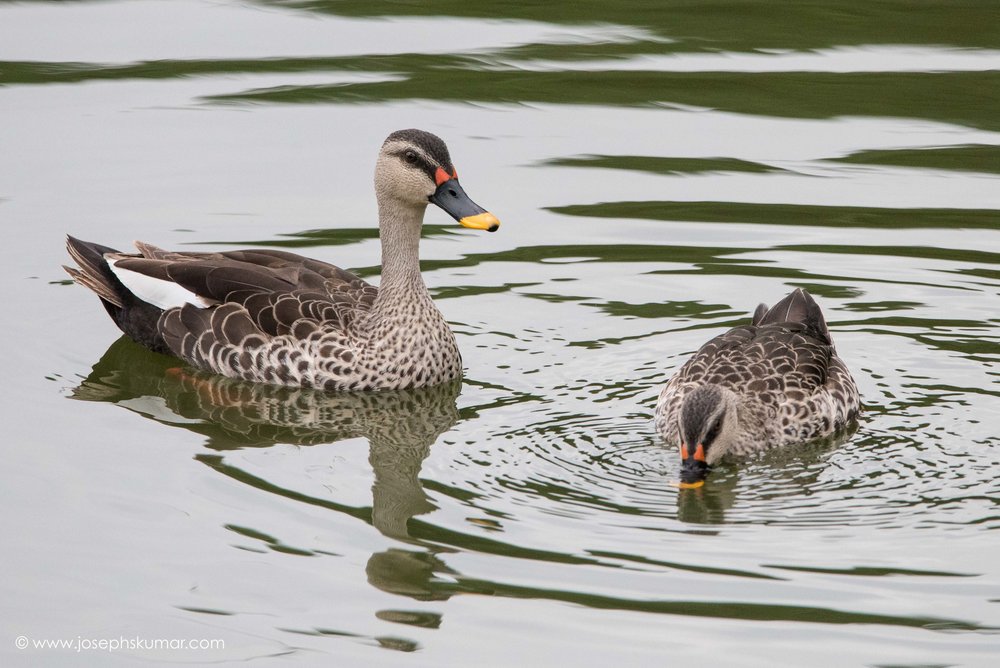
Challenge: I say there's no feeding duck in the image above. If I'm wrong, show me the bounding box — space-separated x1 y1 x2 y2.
655 288 860 487
65 129 499 392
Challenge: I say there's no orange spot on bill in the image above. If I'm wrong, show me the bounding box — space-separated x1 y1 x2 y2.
434 167 452 185
694 443 706 462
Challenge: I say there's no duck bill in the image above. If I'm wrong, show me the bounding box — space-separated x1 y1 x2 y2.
429 178 500 232
678 443 709 488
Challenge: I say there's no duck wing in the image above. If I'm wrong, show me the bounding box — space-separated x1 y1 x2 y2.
109 244 377 335
657 288 858 449
67 237 379 386
656 296 837 441
671 320 833 404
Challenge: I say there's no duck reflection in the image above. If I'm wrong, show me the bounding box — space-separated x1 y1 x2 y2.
674 468 739 525
72 336 460 542
366 548 457 602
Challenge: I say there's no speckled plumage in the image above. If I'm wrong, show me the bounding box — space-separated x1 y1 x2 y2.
655 288 860 463
65 129 498 392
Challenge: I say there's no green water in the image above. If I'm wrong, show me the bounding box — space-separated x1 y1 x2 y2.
2 1 999 665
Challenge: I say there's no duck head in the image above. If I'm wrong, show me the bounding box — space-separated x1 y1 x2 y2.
375 129 499 232
677 384 740 488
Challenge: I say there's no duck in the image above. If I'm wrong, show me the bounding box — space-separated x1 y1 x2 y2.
65 129 500 392
655 288 860 487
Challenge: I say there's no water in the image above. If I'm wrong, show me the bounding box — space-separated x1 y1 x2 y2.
2 1 999 665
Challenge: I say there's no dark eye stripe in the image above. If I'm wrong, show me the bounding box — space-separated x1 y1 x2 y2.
704 418 722 445
392 148 439 180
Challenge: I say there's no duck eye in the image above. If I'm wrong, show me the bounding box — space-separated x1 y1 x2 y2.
403 150 418 165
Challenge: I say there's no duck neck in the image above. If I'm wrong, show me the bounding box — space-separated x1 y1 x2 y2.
375 197 429 301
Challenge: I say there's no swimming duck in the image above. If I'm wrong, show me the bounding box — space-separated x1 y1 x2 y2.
655 288 860 486
65 129 499 392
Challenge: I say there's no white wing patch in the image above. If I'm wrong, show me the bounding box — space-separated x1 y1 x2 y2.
108 259 214 310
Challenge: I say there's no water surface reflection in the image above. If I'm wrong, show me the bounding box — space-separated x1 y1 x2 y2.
74 336 460 542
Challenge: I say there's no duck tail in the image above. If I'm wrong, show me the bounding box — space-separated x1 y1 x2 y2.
64 236 171 354
64 236 128 308
756 288 832 344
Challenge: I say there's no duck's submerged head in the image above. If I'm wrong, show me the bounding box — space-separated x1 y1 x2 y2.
376 129 499 232
677 384 739 487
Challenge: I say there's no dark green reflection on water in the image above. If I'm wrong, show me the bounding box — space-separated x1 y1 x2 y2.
362 542 991 633
201 70 1000 133
766 564 977 578
829 144 1000 175
7 59 999 137
5 0 1000 134
262 0 1000 51
780 244 1000 270
549 201 1000 230
585 299 739 321
544 155 789 176
443 579 990 631
206 226 381 249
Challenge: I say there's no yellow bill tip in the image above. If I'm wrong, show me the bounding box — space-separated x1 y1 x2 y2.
673 480 705 490
459 212 500 232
